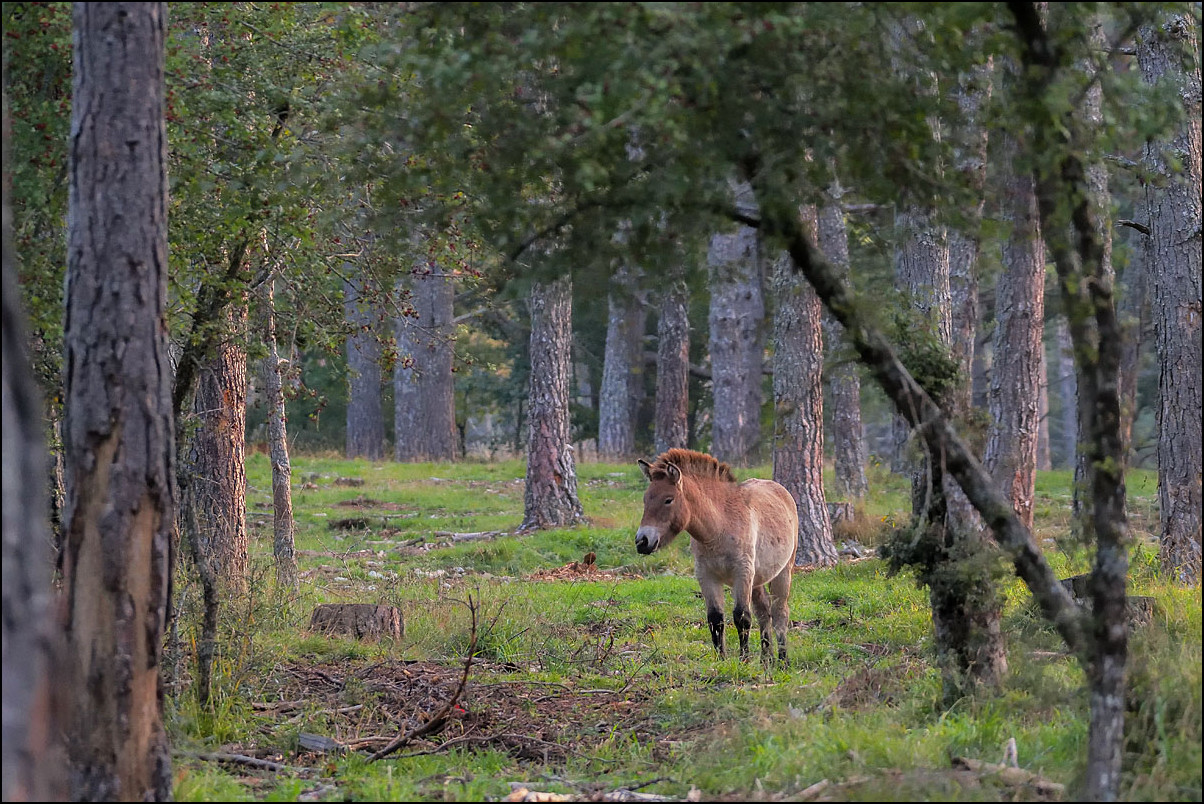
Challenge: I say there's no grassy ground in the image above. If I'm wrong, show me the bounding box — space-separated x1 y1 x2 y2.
168 455 1201 802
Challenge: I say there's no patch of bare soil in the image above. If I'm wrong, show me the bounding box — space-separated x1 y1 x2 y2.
242 659 655 767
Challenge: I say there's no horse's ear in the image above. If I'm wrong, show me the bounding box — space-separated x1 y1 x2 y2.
665 462 682 486
637 459 653 481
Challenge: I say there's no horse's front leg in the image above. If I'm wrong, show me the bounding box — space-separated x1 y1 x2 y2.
697 574 727 657
731 572 755 662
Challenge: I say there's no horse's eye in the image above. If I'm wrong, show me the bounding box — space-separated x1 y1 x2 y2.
664 497 673 505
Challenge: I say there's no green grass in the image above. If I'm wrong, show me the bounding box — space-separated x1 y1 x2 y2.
169 455 1201 802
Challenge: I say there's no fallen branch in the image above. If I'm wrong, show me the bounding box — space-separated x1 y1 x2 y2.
368 593 481 761
431 530 503 541
187 751 314 776
951 757 1065 796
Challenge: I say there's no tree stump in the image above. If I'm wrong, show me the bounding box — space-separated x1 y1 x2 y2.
309 604 403 641
1058 574 1156 627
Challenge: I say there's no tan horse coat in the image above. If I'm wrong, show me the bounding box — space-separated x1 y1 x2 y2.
636 449 798 663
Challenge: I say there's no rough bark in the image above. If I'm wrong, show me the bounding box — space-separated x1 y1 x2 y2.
984 137 1045 531
598 266 640 459
2 114 68 803
819 194 869 500
60 5 174 797
520 277 585 530
259 278 297 591
771 207 836 567
1139 13 1202 585
707 180 765 465
184 295 249 598
395 268 458 461
344 271 384 460
654 268 691 454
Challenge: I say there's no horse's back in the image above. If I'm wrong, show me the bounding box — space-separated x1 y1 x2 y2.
739 478 798 580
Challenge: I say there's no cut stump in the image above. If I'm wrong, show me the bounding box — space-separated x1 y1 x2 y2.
1058 574 1156 626
309 604 403 641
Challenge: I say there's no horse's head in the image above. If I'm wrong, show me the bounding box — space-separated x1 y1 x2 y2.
635 458 687 554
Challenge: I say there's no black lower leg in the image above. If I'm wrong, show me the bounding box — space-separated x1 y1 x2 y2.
733 606 752 660
707 608 725 656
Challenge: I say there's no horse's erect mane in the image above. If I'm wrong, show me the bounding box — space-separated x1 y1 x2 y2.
650 449 737 484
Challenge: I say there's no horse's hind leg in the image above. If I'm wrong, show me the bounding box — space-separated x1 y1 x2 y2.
768 566 792 666
751 585 774 664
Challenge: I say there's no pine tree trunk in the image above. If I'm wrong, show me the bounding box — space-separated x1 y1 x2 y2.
1037 351 1051 471
1054 317 1078 470
521 277 585 530
1116 244 1148 459
985 143 1044 531
260 278 297 591
771 208 836 567
1139 14 1202 585
2 144 68 803
345 272 384 460
185 296 250 597
395 268 458 461
708 180 765 465
60 5 174 797
654 270 691 454
819 195 869 500
598 266 639 459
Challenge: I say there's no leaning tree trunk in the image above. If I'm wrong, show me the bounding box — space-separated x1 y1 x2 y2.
1037 352 1051 471
60 5 174 798
708 180 765 466
771 208 835 567
259 277 297 591
1116 240 1148 459
2 124 68 803
654 268 691 454
521 276 585 530
395 267 458 461
345 271 384 460
1139 13 1202 585
598 265 640 460
819 191 869 501
984 136 1045 531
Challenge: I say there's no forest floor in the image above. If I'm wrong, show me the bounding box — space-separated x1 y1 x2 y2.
168 456 1201 802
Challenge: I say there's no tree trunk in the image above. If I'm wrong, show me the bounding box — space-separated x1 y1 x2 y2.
1139 13 1202 585
771 207 836 567
61 5 174 797
521 276 585 530
819 193 869 500
1037 350 1051 471
984 140 1045 531
184 295 249 597
345 271 384 460
2 130 68 803
598 266 639 459
260 277 297 591
708 180 765 465
1116 242 1148 459
654 269 691 454
395 268 458 461
1054 317 1078 470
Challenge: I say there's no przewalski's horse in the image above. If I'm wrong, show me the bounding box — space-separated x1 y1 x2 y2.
635 449 798 664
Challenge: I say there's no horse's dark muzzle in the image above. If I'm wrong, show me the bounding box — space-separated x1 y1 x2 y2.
635 535 654 554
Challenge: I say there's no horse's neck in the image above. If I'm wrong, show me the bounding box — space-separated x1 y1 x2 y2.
684 478 729 543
